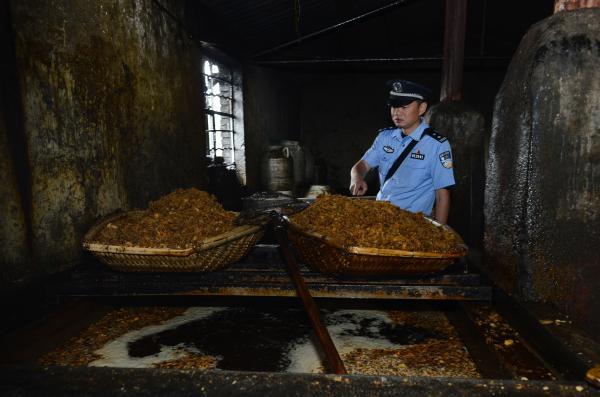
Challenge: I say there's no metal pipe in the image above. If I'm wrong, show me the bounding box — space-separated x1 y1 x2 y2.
253 56 509 65
274 224 347 374
257 57 440 64
252 0 410 59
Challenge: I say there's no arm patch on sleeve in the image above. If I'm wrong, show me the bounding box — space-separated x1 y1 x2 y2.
439 151 453 168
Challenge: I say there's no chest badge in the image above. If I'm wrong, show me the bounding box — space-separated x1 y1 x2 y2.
410 149 425 160
383 146 394 153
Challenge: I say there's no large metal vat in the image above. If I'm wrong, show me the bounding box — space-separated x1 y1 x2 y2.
261 145 294 194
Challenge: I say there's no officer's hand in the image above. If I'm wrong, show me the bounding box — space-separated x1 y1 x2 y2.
350 179 368 196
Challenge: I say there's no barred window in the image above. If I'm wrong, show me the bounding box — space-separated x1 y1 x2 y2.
202 57 246 182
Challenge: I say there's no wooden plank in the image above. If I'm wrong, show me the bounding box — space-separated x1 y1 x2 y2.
274 225 347 374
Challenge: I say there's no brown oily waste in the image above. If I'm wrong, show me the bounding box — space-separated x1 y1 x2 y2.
95 188 236 249
290 195 463 253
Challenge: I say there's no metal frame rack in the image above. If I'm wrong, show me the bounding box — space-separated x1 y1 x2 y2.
1 225 599 396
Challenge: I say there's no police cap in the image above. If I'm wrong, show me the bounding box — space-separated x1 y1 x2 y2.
386 79 432 107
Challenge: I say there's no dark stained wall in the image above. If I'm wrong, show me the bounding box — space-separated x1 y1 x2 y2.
0 0 206 283
0 88 30 283
485 9 600 338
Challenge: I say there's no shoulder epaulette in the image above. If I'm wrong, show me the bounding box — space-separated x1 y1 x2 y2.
424 128 447 143
378 126 396 132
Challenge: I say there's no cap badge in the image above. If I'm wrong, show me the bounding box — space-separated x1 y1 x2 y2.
392 81 403 93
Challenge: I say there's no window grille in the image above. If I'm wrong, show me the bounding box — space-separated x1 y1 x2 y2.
203 58 235 164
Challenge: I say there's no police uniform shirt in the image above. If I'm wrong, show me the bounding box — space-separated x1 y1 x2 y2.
361 121 455 215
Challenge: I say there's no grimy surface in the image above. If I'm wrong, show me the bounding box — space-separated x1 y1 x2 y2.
0 0 205 283
38 305 480 378
1 366 596 397
484 8 600 338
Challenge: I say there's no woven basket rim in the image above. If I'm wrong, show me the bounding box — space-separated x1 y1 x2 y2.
83 210 262 257
284 216 467 259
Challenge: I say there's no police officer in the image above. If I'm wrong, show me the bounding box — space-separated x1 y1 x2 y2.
349 80 455 223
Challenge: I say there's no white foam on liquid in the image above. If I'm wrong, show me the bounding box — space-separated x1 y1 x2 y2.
286 310 397 373
89 307 225 368
89 307 404 373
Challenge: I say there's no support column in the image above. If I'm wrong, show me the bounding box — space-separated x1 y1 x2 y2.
440 0 467 102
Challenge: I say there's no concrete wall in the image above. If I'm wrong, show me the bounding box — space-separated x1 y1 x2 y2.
484 9 600 337
0 0 206 283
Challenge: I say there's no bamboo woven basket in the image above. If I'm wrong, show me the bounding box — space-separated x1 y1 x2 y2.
285 216 467 276
83 211 264 272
